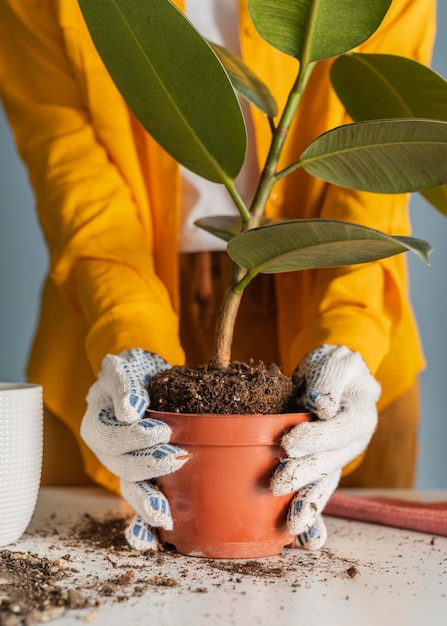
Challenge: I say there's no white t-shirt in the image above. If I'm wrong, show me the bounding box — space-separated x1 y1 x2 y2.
180 0 259 252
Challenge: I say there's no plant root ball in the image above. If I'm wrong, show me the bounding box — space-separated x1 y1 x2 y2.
148 360 304 415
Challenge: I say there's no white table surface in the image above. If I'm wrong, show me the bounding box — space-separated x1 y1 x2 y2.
1 487 446 626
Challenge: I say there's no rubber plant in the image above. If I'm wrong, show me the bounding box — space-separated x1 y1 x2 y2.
77 0 447 371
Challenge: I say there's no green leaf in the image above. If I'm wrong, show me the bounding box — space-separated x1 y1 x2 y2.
208 43 278 118
248 0 392 62
195 215 285 242
331 53 447 122
227 220 432 280
78 0 246 182
195 216 243 242
421 186 447 218
299 119 447 193
330 53 447 213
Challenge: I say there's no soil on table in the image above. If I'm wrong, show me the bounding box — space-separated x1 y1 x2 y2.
1 511 440 625
0 514 365 626
149 360 305 414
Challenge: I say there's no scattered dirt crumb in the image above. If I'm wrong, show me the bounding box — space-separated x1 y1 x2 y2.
116 571 134 586
346 565 359 578
146 577 178 587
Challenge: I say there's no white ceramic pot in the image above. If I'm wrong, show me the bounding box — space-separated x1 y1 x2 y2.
0 383 43 546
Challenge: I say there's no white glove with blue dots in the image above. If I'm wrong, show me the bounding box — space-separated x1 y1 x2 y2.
81 349 189 551
271 345 381 550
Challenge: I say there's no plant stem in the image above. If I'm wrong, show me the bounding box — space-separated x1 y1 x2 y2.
249 61 315 225
211 262 247 368
233 268 260 293
225 178 251 223
211 61 315 368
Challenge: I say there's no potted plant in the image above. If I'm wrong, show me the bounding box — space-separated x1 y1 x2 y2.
78 0 447 557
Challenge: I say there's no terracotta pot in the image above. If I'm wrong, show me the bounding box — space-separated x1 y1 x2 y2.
151 410 311 559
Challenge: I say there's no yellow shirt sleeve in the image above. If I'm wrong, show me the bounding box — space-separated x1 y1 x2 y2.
0 0 185 377
0 0 186 492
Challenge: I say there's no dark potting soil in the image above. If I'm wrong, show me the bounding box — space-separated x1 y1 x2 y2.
148 360 305 414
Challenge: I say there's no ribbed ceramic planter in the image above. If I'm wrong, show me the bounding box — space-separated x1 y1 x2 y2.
152 410 310 559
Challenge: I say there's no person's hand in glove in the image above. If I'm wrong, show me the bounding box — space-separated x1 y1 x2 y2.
81 348 189 551
271 344 381 550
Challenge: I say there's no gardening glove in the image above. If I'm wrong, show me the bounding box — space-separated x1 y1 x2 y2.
271 344 381 550
81 348 189 551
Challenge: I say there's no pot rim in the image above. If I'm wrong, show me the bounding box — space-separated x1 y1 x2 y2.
147 409 311 446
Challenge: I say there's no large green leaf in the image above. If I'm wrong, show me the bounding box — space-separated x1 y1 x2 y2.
78 0 246 182
248 0 392 62
331 53 447 121
208 43 278 118
227 220 432 279
299 119 447 193
331 53 447 214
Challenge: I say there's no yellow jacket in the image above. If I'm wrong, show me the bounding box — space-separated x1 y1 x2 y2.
0 0 435 491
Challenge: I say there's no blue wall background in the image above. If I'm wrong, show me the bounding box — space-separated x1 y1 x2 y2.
0 5 446 487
